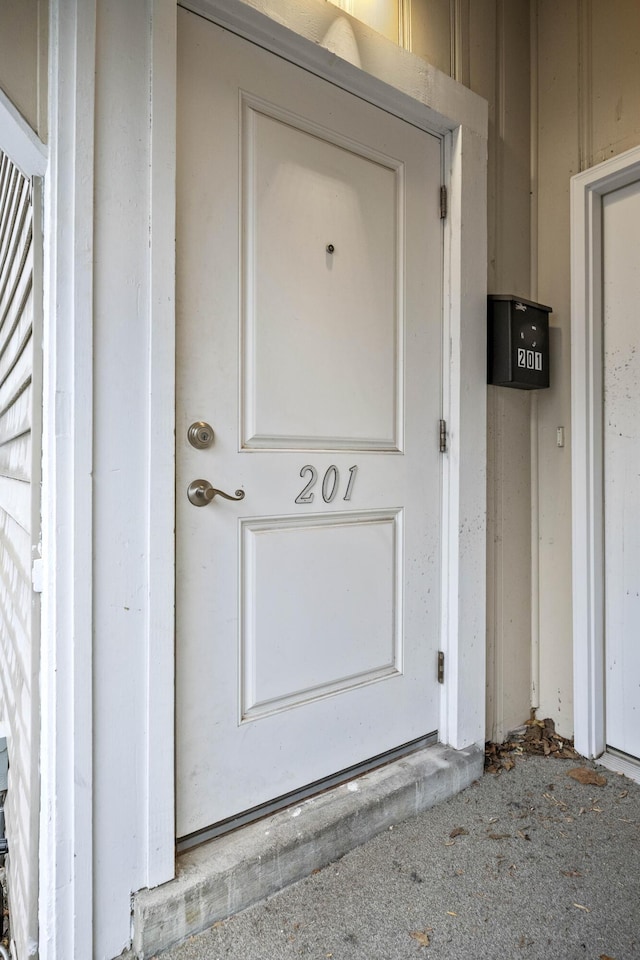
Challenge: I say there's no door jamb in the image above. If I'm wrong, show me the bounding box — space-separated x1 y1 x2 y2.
570 143 640 758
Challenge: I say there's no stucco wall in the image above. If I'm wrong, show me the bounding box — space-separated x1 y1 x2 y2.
0 0 48 140
535 0 640 732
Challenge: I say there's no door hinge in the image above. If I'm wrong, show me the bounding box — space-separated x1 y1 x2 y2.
439 419 447 453
440 185 448 219
437 651 445 684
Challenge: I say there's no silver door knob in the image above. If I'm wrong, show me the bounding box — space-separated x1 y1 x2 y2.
187 479 245 506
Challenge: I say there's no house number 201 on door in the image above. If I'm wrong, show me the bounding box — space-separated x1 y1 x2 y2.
295 465 358 504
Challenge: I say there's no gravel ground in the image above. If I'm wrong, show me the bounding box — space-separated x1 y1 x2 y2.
160 754 640 960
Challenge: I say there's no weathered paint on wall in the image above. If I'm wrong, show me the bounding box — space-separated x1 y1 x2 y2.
0 0 48 140
536 0 640 733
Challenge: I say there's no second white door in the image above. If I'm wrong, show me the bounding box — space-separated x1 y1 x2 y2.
176 10 444 840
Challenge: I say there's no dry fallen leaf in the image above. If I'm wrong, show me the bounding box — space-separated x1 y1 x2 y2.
486 720 578 771
567 767 607 786
599 954 616 959
516 830 531 841
449 827 469 838
487 832 511 840
573 903 590 912
409 929 431 947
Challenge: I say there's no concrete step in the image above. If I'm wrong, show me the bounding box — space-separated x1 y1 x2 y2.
132 742 483 958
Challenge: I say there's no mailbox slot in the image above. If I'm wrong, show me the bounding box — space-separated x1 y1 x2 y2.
487 295 552 390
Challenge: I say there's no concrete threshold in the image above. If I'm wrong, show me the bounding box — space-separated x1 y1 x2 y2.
132 742 484 958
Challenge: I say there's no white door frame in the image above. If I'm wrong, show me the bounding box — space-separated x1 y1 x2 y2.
571 143 640 760
42 1 487 956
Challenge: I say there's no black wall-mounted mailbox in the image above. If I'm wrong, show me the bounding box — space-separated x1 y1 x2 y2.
487 295 552 390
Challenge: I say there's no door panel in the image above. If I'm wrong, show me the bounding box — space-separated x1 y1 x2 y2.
241 510 401 720
242 96 401 449
176 9 443 839
603 178 640 761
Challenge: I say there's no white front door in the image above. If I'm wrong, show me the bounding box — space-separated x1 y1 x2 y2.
603 177 640 762
175 9 444 840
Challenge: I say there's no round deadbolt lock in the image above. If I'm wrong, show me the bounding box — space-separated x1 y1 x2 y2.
187 421 214 449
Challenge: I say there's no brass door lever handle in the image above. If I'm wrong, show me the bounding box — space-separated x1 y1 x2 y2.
187 479 245 506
